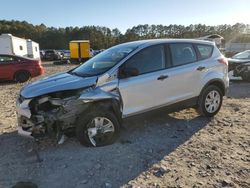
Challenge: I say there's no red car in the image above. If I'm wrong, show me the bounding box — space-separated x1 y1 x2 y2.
0 54 44 82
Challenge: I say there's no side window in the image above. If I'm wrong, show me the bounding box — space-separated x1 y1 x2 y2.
124 45 165 75
170 43 197 66
0 56 15 64
19 46 23 50
196 44 213 59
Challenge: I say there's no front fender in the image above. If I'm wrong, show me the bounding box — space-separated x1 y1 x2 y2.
79 79 123 123
79 79 120 102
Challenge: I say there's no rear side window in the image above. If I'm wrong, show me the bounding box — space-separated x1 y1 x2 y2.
196 44 213 59
125 45 165 75
0 56 15 63
169 43 197 66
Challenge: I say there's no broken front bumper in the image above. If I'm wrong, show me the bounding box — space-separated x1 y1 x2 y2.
16 97 34 138
16 94 90 139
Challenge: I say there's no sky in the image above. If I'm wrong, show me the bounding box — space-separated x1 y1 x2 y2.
1 0 250 33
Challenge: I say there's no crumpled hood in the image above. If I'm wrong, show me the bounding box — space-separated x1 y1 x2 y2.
21 72 97 98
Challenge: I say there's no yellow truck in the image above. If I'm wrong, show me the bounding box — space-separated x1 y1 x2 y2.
69 40 92 62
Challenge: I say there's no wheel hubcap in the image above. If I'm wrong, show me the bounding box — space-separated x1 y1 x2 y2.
205 90 221 113
87 117 115 146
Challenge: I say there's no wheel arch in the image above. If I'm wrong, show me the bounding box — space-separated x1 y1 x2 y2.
200 79 226 96
13 69 31 80
85 99 123 125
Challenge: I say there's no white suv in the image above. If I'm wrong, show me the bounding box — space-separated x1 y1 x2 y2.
17 39 229 147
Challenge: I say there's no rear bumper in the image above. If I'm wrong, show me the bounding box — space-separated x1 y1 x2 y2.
31 66 44 77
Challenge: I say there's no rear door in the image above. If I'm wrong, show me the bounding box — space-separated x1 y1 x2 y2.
162 43 205 102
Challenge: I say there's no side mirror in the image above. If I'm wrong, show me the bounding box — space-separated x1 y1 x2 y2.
119 67 139 78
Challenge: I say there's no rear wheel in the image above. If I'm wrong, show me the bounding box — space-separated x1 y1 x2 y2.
76 110 120 147
197 85 223 117
14 71 30 83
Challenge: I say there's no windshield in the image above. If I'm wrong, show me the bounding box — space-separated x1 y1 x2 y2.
70 43 139 77
232 51 250 59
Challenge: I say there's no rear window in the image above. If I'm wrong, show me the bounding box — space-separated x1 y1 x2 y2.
196 44 213 59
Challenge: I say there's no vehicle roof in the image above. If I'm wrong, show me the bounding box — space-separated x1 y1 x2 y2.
123 38 215 48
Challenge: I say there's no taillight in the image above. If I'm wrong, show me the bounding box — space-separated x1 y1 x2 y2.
218 58 228 66
31 60 41 67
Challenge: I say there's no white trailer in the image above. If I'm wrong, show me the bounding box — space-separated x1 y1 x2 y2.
0 33 28 56
27 39 40 59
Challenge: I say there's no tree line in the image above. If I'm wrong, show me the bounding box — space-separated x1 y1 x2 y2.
0 20 249 50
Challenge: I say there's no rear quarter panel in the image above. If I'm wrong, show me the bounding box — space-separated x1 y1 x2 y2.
199 56 229 95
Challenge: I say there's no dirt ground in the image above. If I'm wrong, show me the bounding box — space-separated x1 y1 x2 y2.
0 62 249 188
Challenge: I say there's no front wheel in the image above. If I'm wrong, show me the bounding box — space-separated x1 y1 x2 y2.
76 110 120 147
197 85 223 117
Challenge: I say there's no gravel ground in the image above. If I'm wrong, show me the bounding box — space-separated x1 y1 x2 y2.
0 61 249 188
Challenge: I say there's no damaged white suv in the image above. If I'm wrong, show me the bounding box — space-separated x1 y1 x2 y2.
16 39 229 147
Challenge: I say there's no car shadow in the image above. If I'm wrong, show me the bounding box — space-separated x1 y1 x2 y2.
0 80 30 87
0 108 211 188
228 80 250 98
0 80 17 85
0 80 34 87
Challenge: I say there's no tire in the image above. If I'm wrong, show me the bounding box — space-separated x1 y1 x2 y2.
14 71 30 83
76 109 120 147
197 85 223 117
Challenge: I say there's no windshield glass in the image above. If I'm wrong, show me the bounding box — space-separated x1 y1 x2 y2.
71 43 139 77
233 51 250 59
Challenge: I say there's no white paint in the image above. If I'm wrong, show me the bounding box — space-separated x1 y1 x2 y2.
0 34 40 59
27 39 40 59
0 34 28 56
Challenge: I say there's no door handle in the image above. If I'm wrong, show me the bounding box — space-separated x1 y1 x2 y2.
197 66 206 71
157 75 169 80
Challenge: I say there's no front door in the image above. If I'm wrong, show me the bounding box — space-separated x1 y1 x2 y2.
162 43 204 102
118 45 170 117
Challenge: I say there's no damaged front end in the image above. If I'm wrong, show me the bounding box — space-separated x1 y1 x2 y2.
16 71 122 143
17 88 91 141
